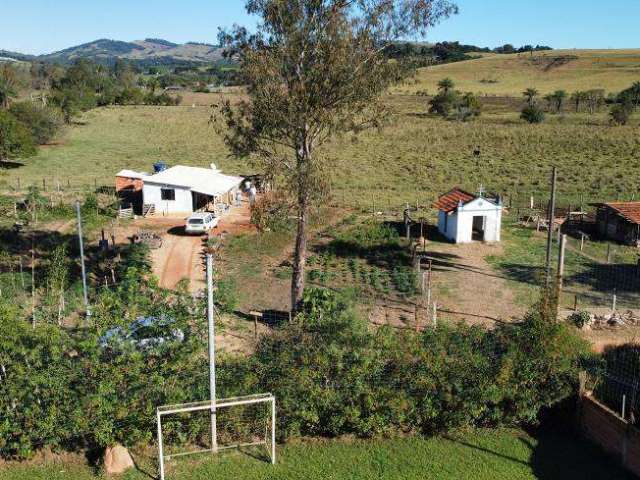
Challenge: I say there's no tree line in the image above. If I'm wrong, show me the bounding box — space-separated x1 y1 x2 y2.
422 76 639 125
385 41 552 67
518 83 640 124
0 58 182 164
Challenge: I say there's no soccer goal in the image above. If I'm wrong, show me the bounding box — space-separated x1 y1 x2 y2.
157 393 276 480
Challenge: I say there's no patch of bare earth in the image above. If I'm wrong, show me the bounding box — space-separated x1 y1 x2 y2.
371 241 525 330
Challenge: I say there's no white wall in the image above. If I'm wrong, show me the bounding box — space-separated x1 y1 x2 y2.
437 198 502 243
455 198 502 243
143 182 193 215
438 210 458 242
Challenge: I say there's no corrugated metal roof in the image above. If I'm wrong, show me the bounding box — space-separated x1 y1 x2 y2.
598 202 640 225
144 165 243 197
116 169 148 180
433 188 477 213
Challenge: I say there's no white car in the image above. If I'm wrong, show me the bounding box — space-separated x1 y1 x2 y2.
185 212 219 234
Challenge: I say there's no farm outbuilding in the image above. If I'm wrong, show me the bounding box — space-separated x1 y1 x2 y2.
433 188 502 243
115 169 147 192
592 202 640 246
142 165 243 215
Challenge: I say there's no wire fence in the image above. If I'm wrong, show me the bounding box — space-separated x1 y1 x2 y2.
591 345 640 425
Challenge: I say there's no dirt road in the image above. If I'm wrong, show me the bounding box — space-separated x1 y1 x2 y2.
151 228 204 291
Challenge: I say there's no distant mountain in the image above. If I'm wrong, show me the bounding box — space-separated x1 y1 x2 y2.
0 50 35 62
4 38 224 66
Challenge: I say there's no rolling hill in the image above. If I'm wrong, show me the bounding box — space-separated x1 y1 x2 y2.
1 38 223 65
397 49 640 96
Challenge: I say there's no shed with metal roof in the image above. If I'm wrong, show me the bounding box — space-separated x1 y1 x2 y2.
592 202 640 246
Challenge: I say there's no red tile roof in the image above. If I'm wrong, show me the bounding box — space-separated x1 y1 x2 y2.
599 202 640 225
433 188 477 213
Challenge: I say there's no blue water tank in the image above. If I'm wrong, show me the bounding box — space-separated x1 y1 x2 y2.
153 161 168 173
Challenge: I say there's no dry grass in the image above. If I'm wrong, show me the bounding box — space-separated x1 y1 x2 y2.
395 49 640 96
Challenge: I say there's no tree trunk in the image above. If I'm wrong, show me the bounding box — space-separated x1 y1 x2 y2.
291 186 309 313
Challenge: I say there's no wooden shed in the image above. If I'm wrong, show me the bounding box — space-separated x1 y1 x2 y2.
593 202 640 246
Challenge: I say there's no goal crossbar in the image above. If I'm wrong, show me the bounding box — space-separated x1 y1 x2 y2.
158 393 274 416
157 393 276 480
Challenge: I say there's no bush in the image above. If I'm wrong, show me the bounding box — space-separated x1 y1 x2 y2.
568 311 591 328
0 278 588 458
610 103 633 125
9 102 63 145
216 277 239 313
249 289 587 441
0 110 36 161
429 91 459 117
250 191 294 232
520 105 545 124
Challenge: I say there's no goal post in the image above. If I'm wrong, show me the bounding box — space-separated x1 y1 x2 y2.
157 393 276 480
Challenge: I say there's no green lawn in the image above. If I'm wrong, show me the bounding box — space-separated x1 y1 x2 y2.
0 428 631 480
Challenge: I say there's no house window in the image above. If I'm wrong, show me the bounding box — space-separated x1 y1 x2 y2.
161 188 175 201
443 212 448 232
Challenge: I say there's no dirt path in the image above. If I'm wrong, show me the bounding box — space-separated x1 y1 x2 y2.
152 230 204 291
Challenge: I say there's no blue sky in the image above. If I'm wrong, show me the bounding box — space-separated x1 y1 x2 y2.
2 0 638 55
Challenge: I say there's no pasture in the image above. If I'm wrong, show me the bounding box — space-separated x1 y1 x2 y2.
397 49 640 96
2 93 639 210
0 428 631 480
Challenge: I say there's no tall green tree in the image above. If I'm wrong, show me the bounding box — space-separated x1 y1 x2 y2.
0 111 36 163
217 0 457 309
0 65 18 110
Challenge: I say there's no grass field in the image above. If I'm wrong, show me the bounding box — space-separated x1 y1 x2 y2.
396 49 640 96
2 95 639 209
0 428 632 480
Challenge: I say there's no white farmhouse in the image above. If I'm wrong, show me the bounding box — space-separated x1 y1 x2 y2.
433 187 502 243
142 165 243 215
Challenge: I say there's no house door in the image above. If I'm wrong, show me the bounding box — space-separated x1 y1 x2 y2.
472 216 486 241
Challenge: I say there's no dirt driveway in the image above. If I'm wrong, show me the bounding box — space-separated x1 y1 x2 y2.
144 201 256 292
151 226 205 291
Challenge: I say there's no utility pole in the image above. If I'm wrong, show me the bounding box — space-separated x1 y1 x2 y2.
75 201 90 319
545 167 557 288
206 254 218 453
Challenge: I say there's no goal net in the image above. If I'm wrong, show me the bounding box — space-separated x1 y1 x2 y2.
157 393 275 480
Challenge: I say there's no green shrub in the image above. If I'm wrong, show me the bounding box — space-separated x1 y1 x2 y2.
568 311 591 328
520 105 545 124
0 278 588 458
250 192 294 232
9 102 63 145
609 103 632 125
248 289 587 441
216 277 239 313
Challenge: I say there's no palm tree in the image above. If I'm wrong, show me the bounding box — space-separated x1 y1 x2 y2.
437 77 455 95
571 91 587 112
522 87 539 107
546 90 567 113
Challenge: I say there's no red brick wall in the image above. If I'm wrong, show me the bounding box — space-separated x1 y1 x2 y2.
578 393 640 477
115 176 143 192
